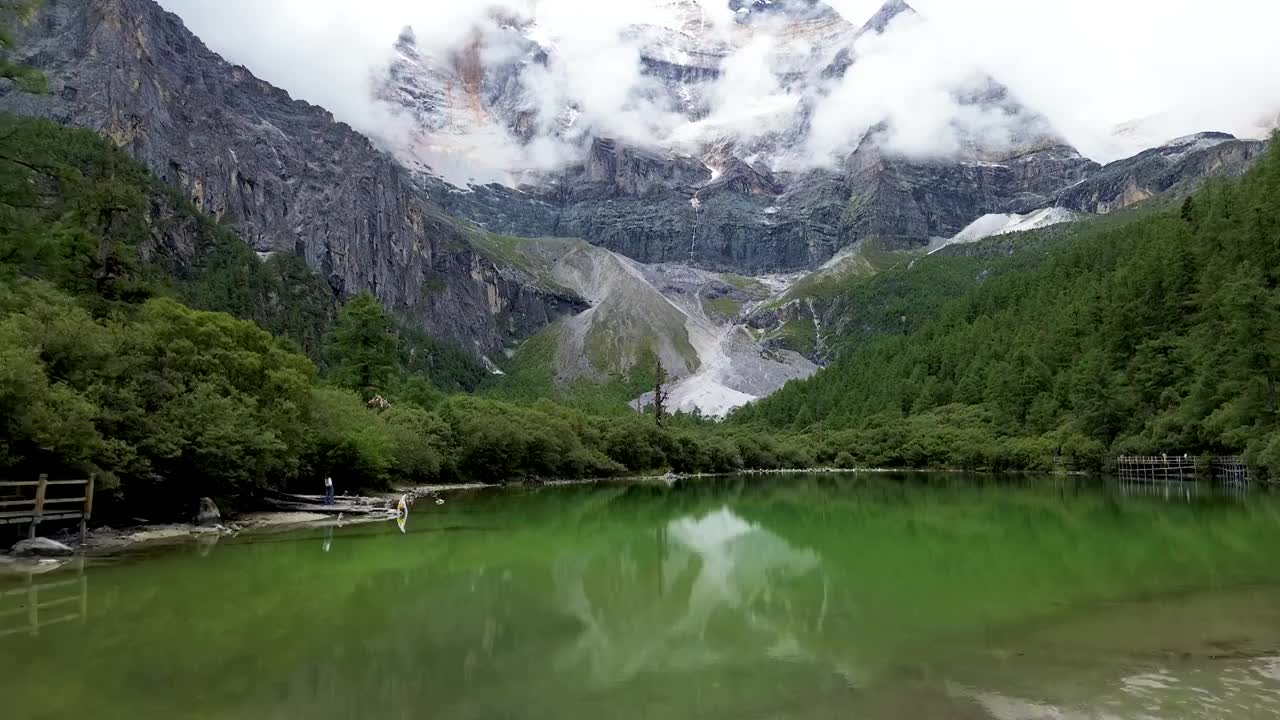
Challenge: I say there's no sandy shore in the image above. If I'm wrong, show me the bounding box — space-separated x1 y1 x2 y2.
1 484 498 560
73 510 374 554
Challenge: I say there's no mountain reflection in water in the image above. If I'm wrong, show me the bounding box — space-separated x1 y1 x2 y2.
2 473 1279 719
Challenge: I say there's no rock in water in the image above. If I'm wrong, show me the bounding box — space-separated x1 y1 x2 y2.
196 498 221 526
10 537 74 558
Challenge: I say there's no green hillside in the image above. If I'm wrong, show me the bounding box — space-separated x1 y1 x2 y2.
0 114 810 518
734 135 1280 474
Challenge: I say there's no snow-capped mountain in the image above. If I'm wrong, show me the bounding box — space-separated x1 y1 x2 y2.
377 0 1069 183
381 0 1134 280
3 0 1267 416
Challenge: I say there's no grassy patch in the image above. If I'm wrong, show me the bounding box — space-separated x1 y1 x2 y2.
482 322 656 415
772 241 921 309
584 323 699 377
672 330 700 371
718 273 770 296
467 231 538 272
465 231 577 294
703 296 745 319
766 316 818 357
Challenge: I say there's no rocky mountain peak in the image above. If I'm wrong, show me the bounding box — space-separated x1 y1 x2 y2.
1163 131 1236 145
0 0 596 356
1148 132 1238 161
394 26 417 55
376 0 1102 274
729 0 840 22
860 0 917 34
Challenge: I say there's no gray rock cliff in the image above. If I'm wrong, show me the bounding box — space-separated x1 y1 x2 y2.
0 0 585 354
1056 132 1266 214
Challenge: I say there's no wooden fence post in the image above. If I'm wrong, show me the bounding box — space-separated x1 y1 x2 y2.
80 473 96 544
29 473 47 540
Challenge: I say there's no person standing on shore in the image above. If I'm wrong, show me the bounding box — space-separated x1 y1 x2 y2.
324 476 335 506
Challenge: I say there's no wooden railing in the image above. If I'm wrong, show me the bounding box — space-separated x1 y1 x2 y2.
1116 454 1256 484
0 474 96 541
1116 455 1200 483
1210 455 1251 484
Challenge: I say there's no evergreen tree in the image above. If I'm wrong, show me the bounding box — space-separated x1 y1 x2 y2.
324 292 400 399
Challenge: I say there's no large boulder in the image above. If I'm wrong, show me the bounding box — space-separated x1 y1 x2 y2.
10 537 74 558
195 497 221 526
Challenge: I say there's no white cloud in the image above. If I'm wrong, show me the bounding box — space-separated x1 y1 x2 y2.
669 34 799 154
861 0 1280 160
155 0 497 133
157 0 1280 177
804 11 1000 164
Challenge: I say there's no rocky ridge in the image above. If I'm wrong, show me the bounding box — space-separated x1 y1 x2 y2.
1056 132 1266 214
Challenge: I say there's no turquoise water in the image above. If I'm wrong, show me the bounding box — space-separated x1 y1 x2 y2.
3 473 1280 719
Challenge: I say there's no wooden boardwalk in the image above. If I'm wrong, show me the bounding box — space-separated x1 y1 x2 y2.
1116 454 1255 484
1116 455 1199 483
1210 456 1251 484
0 474 95 541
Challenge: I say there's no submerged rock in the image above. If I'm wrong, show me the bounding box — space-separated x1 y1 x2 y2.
10 537 74 558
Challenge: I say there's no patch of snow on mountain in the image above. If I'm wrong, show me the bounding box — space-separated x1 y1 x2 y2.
1159 133 1235 162
935 207 1077 252
951 214 1023 243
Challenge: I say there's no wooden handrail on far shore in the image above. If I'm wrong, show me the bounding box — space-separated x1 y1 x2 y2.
1115 454 1253 484
0 474 96 543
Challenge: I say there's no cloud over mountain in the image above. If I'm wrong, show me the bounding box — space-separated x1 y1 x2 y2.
159 0 1280 183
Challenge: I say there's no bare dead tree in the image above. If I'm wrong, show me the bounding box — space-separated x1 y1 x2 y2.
654 359 670 428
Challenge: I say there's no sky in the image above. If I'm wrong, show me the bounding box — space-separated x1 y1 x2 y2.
156 0 1280 176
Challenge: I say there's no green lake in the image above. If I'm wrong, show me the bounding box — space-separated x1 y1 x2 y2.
3 473 1280 719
